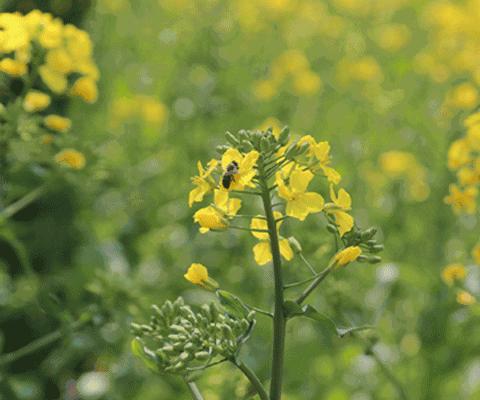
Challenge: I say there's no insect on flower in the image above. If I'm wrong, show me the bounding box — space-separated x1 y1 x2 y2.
222 161 239 189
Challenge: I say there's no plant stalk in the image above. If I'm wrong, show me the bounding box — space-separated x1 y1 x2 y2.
186 381 204 400
234 360 269 400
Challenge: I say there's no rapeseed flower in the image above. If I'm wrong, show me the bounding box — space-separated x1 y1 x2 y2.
220 148 259 190
189 159 218 207
441 263 466 286
325 185 354 236
55 149 86 169
334 246 362 268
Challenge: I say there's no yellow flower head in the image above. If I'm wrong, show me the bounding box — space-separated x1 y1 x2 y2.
441 263 466 286
334 246 362 268
325 185 354 236
276 167 324 221
188 159 218 207
456 290 476 306
0 13 29 52
444 184 478 214
193 206 227 233
54 149 86 170
221 148 259 190
71 76 98 103
39 65 68 94
23 90 51 112
0 58 27 76
213 189 242 215
184 263 209 285
447 139 471 170
44 114 71 133
250 212 293 266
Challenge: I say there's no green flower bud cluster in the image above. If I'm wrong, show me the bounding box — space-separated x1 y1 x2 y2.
131 297 255 376
341 226 383 264
216 126 291 155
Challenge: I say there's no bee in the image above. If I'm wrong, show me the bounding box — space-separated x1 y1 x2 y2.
222 161 239 189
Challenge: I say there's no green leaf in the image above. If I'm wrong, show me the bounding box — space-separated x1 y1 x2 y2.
130 338 160 372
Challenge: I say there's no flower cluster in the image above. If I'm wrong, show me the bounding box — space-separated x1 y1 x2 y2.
188 124 381 266
0 11 99 171
441 262 477 306
445 111 480 214
131 297 255 375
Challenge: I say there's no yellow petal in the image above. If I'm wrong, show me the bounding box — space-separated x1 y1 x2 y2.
301 192 325 213
280 239 294 261
240 150 260 171
221 147 243 170
250 216 269 240
253 241 272 266
290 169 314 194
286 198 310 221
184 263 209 284
335 211 354 236
228 198 242 215
337 188 352 209
214 189 229 210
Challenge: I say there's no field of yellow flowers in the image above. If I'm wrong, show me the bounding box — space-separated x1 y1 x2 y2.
1 0 480 399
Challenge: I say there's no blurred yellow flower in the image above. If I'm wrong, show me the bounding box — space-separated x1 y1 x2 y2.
23 90 51 112
441 263 466 286
456 290 476 306
447 139 471 170
374 24 410 52
55 149 86 170
276 168 324 221
444 184 477 214
253 79 277 101
41 134 54 145
221 148 259 190
0 58 27 76
45 48 74 74
325 185 354 236
38 17 63 49
189 159 218 207
44 114 71 133
184 263 209 285
449 83 478 110
0 13 29 52
472 244 480 265
39 65 68 93
334 246 362 267
71 76 98 103
292 70 322 96
298 136 341 184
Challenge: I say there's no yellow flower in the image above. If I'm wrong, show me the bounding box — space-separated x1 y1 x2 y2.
456 290 476 306
441 263 466 286
276 168 324 221
38 17 63 49
39 65 68 94
379 151 416 177
374 24 410 52
189 159 218 207
449 83 478 110
71 76 98 103
472 243 480 265
334 246 362 267
292 70 322 96
23 90 51 112
298 136 341 184
447 139 471 170
44 114 71 133
193 190 241 233
250 211 293 266
253 79 277 101
0 13 29 52
0 58 27 76
45 48 74 74
325 185 354 236
184 263 209 285
193 206 227 233
444 184 477 214
220 148 259 190
55 149 86 170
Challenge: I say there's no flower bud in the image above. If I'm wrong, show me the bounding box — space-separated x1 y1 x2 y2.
260 136 270 152
278 126 290 145
370 244 384 253
368 256 382 264
326 223 338 233
361 228 377 241
239 140 253 152
288 236 303 254
225 131 239 146
216 145 230 154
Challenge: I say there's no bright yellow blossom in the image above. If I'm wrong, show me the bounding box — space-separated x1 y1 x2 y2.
184 263 209 285
71 76 98 103
193 206 227 233
0 13 29 52
188 159 218 207
456 290 476 306
441 263 466 286
444 184 478 214
221 148 259 190
276 168 324 221
325 185 354 236
334 246 362 267
250 211 293 266
0 58 27 76
447 139 471 170
23 90 51 112
298 135 341 184
44 115 71 133
39 65 68 94
213 189 242 216
55 149 86 170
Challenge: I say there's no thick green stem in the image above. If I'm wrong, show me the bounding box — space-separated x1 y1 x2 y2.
259 162 286 400
234 360 269 400
186 381 204 400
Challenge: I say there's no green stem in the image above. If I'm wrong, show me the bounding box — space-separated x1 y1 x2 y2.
299 253 317 275
186 381 204 400
0 314 90 367
234 360 269 400
370 349 408 400
259 161 286 400
1 185 46 219
295 263 335 305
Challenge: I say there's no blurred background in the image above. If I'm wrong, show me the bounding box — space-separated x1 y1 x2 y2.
1 0 480 399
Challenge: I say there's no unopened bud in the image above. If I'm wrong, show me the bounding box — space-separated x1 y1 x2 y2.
368 256 382 264
361 228 377 241
326 223 338 233
260 136 270 152
278 126 290 145
216 145 230 154
288 236 303 254
370 244 384 253
225 131 239 146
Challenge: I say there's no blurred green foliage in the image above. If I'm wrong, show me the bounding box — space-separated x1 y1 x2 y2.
2 0 480 399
